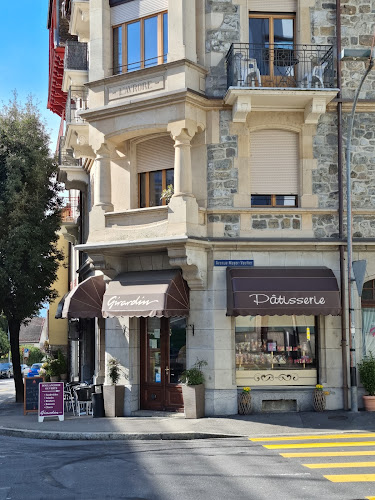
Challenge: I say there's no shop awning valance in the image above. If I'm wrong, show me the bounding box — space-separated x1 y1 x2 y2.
102 270 189 318
61 275 106 319
55 293 69 319
227 267 341 317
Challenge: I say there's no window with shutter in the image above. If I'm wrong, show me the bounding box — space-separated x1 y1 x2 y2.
250 129 299 207
136 136 175 208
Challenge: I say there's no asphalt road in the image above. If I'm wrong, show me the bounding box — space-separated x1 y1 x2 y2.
1 378 375 500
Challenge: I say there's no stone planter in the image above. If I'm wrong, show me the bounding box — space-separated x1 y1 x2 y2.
50 375 60 382
60 373 67 382
313 389 326 412
182 384 205 419
363 395 375 411
238 392 252 415
103 385 125 417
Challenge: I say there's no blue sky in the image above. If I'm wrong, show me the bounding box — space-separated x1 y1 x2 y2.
0 1 61 151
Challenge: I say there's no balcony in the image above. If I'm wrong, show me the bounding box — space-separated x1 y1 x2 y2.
64 86 93 159
70 1 90 42
61 196 80 224
58 135 89 190
62 40 88 92
225 43 338 124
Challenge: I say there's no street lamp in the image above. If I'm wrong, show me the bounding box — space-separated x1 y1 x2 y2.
344 45 374 412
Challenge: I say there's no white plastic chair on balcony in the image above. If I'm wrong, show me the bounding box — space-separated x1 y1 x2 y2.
234 53 262 87
302 61 328 88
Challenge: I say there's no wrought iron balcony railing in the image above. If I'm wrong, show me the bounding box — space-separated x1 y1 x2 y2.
64 40 88 71
226 43 335 89
61 196 80 224
58 136 81 167
65 86 88 125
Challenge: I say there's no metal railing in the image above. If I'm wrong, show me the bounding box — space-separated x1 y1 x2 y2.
64 40 88 71
58 137 80 167
61 196 80 224
226 43 335 89
65 86 88 125
113 54 168 75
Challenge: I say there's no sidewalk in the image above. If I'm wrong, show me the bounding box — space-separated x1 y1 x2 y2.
1 396 375 441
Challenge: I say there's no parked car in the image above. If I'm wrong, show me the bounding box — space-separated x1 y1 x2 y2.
20 364 30 377
27 363 43 377
0 362 13 379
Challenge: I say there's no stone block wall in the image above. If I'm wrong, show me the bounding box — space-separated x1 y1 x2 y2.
207 110 238 208
252 214 302 230
205 0 240 96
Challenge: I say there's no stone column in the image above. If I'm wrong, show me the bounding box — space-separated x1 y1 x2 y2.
168 0 197 63
89 0 111 81
94 144 113 211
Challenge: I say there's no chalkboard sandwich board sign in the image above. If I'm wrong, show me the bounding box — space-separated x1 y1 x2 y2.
24 376 44 415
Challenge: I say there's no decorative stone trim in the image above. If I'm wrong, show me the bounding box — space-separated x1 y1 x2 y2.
168 245 207 290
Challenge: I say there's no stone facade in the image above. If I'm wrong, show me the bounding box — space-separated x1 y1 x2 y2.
205 0 240 96
208 213 240 237
207 110 238 208
252 214 302 231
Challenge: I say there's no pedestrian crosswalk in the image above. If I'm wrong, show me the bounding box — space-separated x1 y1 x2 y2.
249 432 375 498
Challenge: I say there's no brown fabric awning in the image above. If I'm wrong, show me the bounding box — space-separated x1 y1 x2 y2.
227 267 341 317
102 270 189 318
61 275 106 319
55 293 69 319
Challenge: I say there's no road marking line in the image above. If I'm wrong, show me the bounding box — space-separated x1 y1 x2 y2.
265 442 375 449
250 433 375 442
324 474 375 483
302 462 375 469
281 451 375 458
365 496 375 499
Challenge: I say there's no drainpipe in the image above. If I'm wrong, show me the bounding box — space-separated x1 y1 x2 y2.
336 0 349 410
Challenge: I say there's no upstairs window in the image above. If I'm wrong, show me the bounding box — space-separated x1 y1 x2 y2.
113 12 168 74
249 13 295 86
362 280 375 356
250 129 299 207
137 136 174 208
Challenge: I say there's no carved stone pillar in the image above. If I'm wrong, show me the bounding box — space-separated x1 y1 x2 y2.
94 143 113 212
168 120 198 198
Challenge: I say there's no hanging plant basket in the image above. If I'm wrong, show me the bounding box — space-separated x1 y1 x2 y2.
238 392 252 415
313 389 326 412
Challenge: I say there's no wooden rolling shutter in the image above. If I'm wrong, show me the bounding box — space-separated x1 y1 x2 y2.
111 0 168 25
137 136 175 173
249 0 296 12
250 129 299 194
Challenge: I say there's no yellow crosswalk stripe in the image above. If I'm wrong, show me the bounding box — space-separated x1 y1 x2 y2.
281 451 375 458
365 496 375 499
324 474 375 482
250 433 375 442
265 442 375 450
303 462 375 469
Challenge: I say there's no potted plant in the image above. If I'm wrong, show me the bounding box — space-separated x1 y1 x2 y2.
103 357 125 417
358 352 375 411
57 350 67 381
180 359 207 419
47 358 61 382
238 386 252 414
160 184 174 204
313 384 326 412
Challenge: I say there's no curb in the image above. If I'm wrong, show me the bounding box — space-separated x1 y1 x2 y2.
0 428 243 441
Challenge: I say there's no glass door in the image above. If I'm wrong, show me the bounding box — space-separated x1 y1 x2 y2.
140 317 186 411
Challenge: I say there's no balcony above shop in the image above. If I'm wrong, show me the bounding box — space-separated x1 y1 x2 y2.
70 0 90 42
225 43 338 124
61 195 80 225
62 40 88 92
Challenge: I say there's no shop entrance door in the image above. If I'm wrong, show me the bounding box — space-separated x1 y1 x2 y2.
140 317 186 411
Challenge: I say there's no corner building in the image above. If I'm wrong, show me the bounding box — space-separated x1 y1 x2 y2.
49 0 375 415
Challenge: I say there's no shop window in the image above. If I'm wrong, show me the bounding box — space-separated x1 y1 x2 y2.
361 280 375 356
249 13 296 85
235 315 317 370
137 135 175 208
113 12 168 74
250 129 299 206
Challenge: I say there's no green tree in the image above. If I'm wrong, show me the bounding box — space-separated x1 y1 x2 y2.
19 345 44 365
0 328 10 359
0 94 64 402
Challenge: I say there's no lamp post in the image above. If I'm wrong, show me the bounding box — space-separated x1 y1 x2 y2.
345 47 374 412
